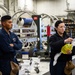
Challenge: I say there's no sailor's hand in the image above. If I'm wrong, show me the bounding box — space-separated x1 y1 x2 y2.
10 44 14 47
64 38 73 43
66 50 72 54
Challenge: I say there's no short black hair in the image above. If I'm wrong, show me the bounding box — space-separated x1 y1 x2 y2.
1 15 11 22
55 20 63 28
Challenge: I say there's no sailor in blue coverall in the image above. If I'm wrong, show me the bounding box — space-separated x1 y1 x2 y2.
0 15 22 75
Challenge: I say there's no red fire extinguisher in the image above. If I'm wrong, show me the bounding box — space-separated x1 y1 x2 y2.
47 25 50 36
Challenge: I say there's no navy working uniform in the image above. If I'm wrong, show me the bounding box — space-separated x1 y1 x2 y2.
49 32 75 75
0 28 22 75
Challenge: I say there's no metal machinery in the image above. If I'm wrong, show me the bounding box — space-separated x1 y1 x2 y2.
31 14 58 60
41 14 58 58
11 11 37 59
64 9 75 38
63 19 75 38
40 14 58 51
12 11 58 59
65 10 75 22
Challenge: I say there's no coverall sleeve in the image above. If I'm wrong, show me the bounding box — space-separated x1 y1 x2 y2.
0 34 15 53
13 35 22 50
49 36 65 49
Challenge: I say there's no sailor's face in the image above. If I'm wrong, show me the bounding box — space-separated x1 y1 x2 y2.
55 23 66 34
3 19 13 30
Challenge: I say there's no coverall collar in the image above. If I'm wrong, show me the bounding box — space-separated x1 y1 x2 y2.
1 28 11 35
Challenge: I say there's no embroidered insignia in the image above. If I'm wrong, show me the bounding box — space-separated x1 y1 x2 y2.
13 38 16 42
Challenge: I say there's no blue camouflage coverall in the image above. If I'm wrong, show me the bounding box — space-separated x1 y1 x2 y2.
0 28 22 75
